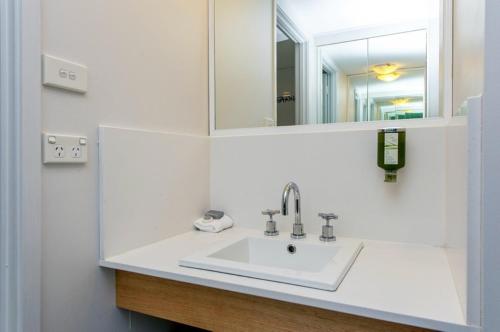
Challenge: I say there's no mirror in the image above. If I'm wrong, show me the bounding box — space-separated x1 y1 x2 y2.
319 39 369 123
319 30 427 123
213 0 442 130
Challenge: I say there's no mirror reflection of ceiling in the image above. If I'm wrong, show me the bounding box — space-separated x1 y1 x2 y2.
320 30 427 76
276 28 289 43
320 30 427 109
353 70 426 98
278 0 437 36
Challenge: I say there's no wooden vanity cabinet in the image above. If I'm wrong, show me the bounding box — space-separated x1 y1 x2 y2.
116 271 432 332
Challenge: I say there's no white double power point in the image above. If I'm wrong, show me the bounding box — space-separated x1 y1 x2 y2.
43 133 88 164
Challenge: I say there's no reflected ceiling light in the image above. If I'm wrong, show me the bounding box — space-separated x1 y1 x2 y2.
372 63 399 75
377 72 401 82
391 98 410 106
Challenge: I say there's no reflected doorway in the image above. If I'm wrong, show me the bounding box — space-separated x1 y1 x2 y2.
321 65 337 123
276 27 298 126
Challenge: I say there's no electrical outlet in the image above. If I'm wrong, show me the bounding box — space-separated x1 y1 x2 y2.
43 134 88 164
71 146 82 159
54 145 65 158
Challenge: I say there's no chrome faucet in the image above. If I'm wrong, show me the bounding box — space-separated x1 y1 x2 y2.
281 182 306 239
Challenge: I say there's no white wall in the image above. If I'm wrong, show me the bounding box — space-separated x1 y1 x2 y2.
211 126 447 245
453 0 485 114
215 0 275 129
483 0 500 330
447 0 485 324
41 1 209 331
336 71 348 122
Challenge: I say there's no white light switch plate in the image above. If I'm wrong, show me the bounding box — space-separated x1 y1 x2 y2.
43 133 88 164
42 54 88 93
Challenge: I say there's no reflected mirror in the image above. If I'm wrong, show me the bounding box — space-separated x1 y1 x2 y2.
213 0 442 130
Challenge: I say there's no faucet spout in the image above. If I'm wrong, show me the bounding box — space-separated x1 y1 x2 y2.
281 182 306 239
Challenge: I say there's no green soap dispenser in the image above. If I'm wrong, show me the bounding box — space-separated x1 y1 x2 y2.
377 128 406 183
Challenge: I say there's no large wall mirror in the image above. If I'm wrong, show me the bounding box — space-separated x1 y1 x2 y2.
212 0 446 130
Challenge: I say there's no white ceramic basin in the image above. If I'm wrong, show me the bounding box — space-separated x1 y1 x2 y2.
179 235 364 291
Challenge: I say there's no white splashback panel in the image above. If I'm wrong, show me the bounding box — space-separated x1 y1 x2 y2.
466 97 483 326
444 99 483 326
444 118 468 321
211 126 447 245
99 126 209 259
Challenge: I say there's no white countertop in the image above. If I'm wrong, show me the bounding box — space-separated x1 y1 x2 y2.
100 228 475 332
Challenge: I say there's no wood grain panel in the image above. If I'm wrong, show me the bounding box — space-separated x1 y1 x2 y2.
116 270 433 332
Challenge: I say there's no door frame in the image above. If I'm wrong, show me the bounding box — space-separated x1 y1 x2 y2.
320 62 336 123
0 0 42 331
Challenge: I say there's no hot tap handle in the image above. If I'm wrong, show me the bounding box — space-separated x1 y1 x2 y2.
262 209 280 220
262 209 280 236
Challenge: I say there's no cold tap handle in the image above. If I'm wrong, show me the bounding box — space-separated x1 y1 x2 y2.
318 213 338 225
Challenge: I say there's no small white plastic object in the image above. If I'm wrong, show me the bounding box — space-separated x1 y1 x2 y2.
42 54 88 93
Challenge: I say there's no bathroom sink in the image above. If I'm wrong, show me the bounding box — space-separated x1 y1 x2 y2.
179 235 364 291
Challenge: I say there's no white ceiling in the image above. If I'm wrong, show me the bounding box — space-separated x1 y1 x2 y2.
278 0 438 36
